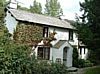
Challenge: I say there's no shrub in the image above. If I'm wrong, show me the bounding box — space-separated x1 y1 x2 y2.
78 59 86 68
50 63 67 74
84 60 93 67
0 43 31 74
78 59 93 68
30 61 68 74
73 47 79 67
88 50 100 65
0 42 68 74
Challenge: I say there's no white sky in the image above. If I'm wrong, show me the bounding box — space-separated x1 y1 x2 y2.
10 0 84 20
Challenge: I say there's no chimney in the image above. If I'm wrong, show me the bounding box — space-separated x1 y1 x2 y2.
8 0 18 9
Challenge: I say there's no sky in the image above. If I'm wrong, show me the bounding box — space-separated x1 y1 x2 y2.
10 0 84 20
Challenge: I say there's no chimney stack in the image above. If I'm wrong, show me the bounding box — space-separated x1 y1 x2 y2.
8 0 18 9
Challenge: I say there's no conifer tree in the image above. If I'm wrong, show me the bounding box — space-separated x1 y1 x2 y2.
77 0 100 64
30 0 42 14
45 0 63 17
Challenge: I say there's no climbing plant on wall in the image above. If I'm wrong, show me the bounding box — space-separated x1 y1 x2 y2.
43 29 57 46
13 22 57 47
13 22 43 46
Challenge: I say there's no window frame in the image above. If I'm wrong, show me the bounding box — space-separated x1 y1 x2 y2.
38 47 50 60
80 47 82 55
84 47 85 54
69 30 73 41
43 27 49 37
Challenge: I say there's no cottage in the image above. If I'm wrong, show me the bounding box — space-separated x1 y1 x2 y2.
5 0 88 67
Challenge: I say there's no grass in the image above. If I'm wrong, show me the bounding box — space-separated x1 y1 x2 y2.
84 66 100 74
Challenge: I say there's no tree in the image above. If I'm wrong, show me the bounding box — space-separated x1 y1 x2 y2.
77 0 100 64
30 0 42 14
45 0 63 17
0 0 11 41
0 0 12 48
0 0 5 36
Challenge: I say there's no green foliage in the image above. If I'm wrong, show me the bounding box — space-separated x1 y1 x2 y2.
0 27 67 74
78 59 93 68
77 0 100 65
0 0 6 37
13 22 57 47
72 47 79 67
45 0 63 17
0 0 5 7
77 24 93 47
0 42 68 74
30 0 42 14
78 59 86 68
30 61 67 74
84 60 93 67
88 50 100 65
13 22 43 45
43 30 57 46
72 47 93 68
0 43 32 74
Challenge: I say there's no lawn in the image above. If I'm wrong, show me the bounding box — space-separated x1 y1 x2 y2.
84 66 100 74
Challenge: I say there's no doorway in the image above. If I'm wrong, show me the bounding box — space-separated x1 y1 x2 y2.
63 47 68 65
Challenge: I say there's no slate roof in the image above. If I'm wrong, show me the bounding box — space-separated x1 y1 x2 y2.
53 40 67 49
7 8 75 29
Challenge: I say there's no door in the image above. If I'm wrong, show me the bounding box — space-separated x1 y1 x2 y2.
63 47 68 65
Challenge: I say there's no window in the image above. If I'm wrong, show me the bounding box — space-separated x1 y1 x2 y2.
80 47 82 55
38 47 50 60
84 47 85 54
69 30 73 40
43 27 48 37
56 58 61 64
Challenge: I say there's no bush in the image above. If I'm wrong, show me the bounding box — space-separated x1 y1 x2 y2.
84 60 93 67
0 43 31 74
0 42 68 74
73 47 79 67
78 59 86 68
88 50 100 65
30 61 67 74
78 59 93 68
50 63 67 74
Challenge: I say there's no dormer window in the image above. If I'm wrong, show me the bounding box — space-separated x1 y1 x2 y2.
43 27 48 37
69 30 73 40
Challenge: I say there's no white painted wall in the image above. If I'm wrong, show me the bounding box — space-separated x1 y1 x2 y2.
78 48 88 60
49 27 69 45
5 11 18 35
49 27 78 46
69 32 78 46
